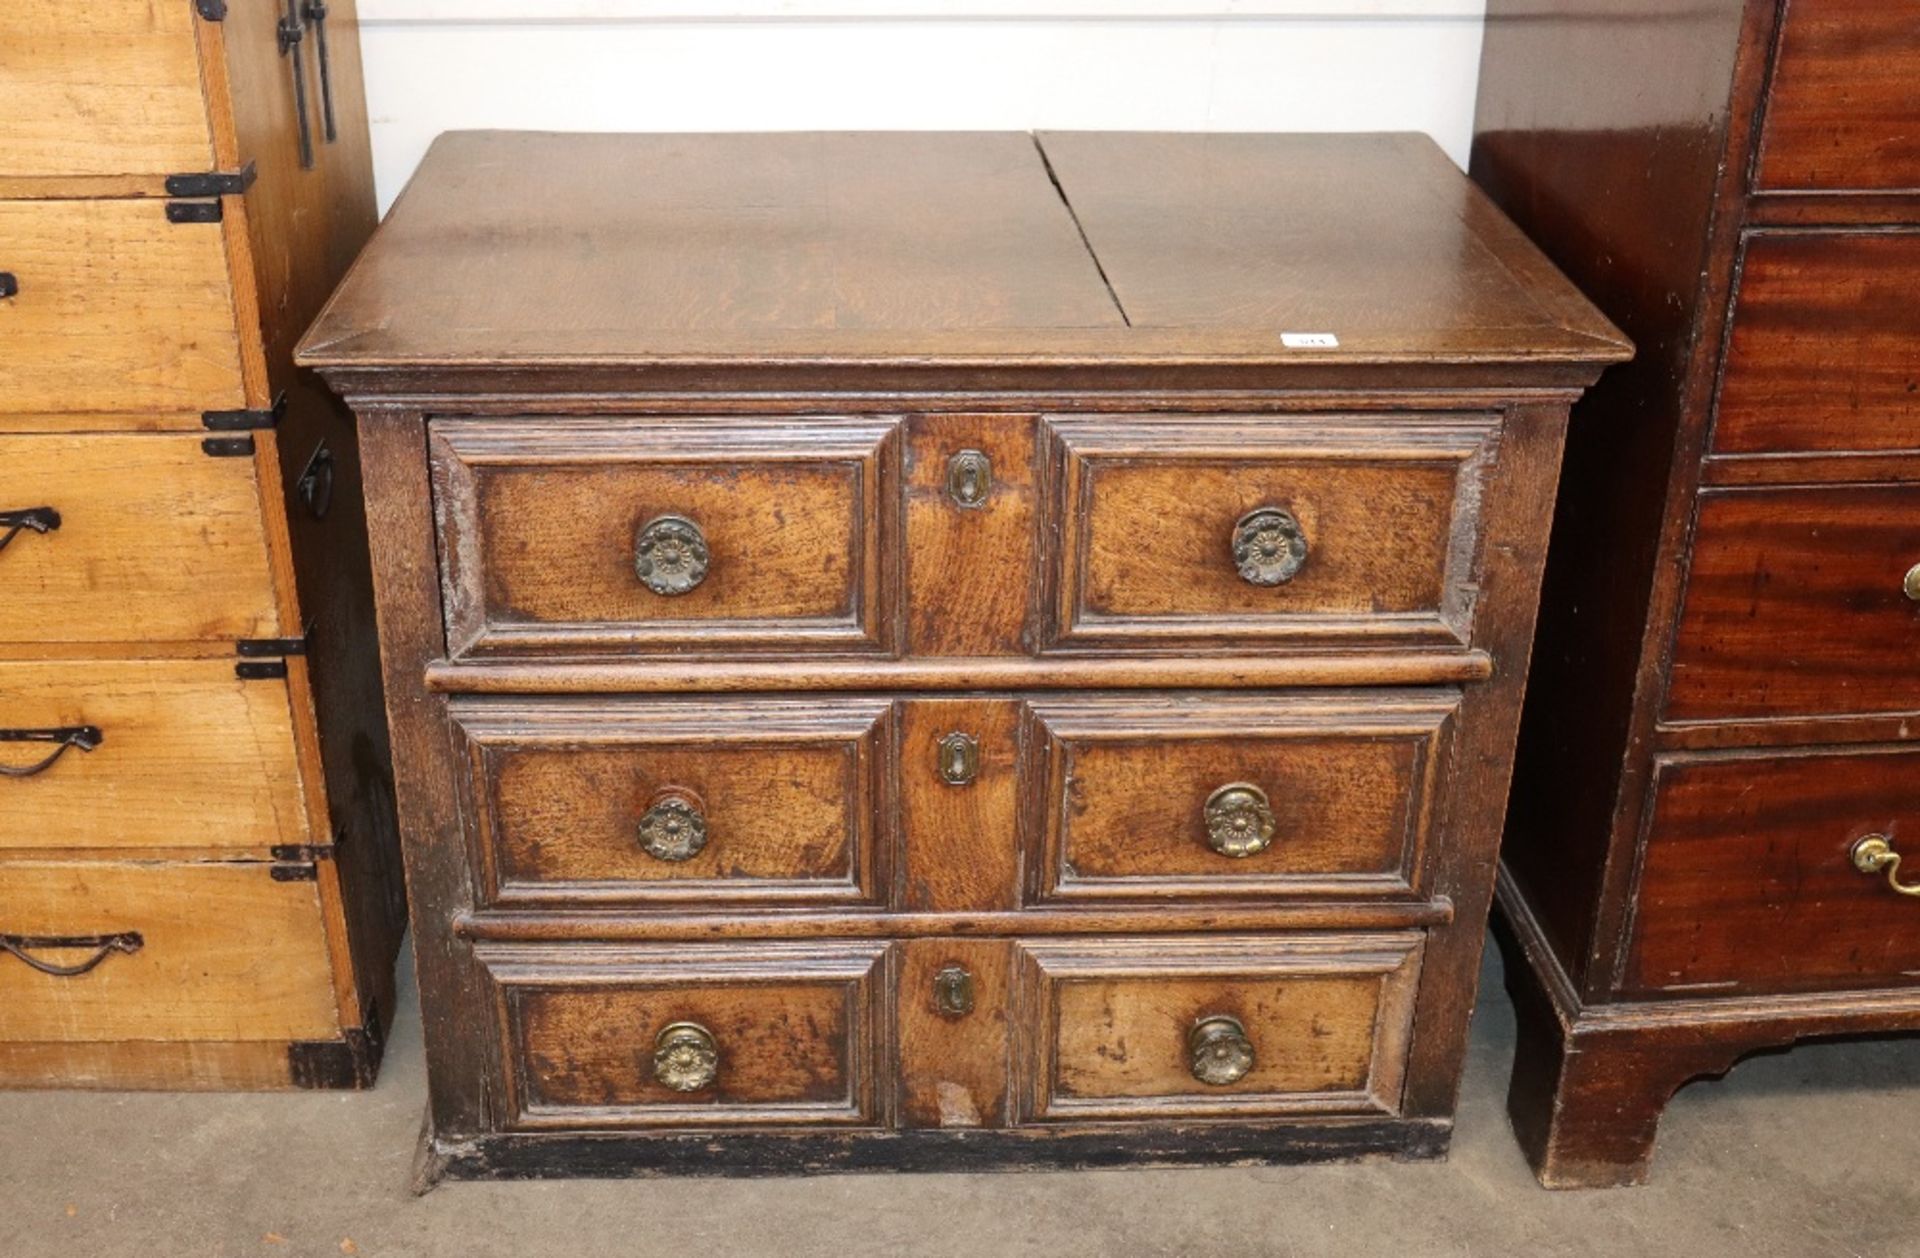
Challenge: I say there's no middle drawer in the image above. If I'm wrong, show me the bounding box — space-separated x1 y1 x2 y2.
448 689 1459 913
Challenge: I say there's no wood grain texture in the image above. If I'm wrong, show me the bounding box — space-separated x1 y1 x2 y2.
0 860 338 1043
451 696 893 909
483 941 891 1129
0 0 214 184
904 413 1039 656
0 434 283 643
1014 934 1423 1122
1754 0 1920 193
1624 745 1920 996
1712 231 1920 455
430 416 899 657
896 938 1013 1129
1666 483 1920 721
296 131 1628 376
0 199 245 415
1022 691 1456 906
1042 414 1498 650
0 659 307 854
0 1039 301 1091
897 697 1022 913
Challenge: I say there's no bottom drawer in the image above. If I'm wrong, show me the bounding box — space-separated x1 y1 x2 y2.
0 861 341 1043
1013 934 1424 1122
485 941 892 1130
1625 745 1920 996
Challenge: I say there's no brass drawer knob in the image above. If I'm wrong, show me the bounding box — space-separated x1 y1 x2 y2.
652 1021 720 1092
1232 506 1308 586
1851 834 1920 899
637 794 707 863
1204 782 1276 858
1189 1015 1254 1086
1904 562 1920 604
634 513 709 596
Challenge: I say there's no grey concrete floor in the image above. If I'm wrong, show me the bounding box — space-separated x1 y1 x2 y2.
3 942 1918 1258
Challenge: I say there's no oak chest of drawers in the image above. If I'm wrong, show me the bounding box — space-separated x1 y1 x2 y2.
1475 0 1920 1188
0 0 406 1087
299 130 1627 1178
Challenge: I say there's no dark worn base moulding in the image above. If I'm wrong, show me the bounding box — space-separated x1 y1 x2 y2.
1493 868 1920 1190
413 1118 1451 1187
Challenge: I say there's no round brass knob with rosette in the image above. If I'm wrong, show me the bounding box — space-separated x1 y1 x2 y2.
634 513 709 596
652 1021 719 1092
637 794 707 863
1189 1015 1254 1086
1232 506 1308 586
1204 782 1276 858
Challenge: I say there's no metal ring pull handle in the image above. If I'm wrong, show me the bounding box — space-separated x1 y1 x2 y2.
0 932 143 978
1232 506 1308 586
0 726 103 779
634 514 710 596
1189 1015 1255 1086
1851 835 1920 899
0 506 61 553
652 1021 720 1092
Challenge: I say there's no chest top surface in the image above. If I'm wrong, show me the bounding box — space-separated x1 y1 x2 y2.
297 130 1627 379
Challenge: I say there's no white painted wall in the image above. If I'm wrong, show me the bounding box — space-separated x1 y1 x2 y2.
357 1 1487 212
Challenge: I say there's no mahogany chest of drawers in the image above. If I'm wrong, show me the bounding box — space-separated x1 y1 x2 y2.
1476 0 1920 1188
0 0 405 1089
299 130 1626 1178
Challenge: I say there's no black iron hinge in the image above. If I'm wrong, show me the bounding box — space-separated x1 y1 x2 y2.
271 827 341 883
166 200 223 225
195 0 228 20
204 392 287 432
166 161 256 199
235 635 305 681
202 435 255 458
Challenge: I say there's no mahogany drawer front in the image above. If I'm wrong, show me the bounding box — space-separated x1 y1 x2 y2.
1666 484 1920 721
0 434 283 644
429 417 898 658
1755 0 1920 193
1624 746 1920 997
0 0 215 181
1712 232 1920 456
0 860 339 1043
483 941 891 1130
0 659 309 854
1013 933 1423 1123
1021 690 1458 906
1041 414 1498 651
0 199 246 415
451 696 893 910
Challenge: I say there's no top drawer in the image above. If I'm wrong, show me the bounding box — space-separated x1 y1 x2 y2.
1040 414 1499 651
0 1 215 181
430 417 899 658
1756 0 1920 193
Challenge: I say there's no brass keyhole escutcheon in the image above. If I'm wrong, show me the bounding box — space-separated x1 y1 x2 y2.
933 964 975 1018
1232 506 1308 586
1189 1015 1254 1086
947 449 992 509
638 792 707 863
652 1021 720 1092
1204 782 1276 858
938 731 979 786
634 513 710 596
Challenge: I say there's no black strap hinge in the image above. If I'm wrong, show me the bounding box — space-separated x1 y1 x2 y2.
236 660 288 681
237 637 308 659
204 392 287 432
195 0 228 20
271 861 318 882
166 200 223 225
271 842 337 863
202 435 255 458
166 161 256 199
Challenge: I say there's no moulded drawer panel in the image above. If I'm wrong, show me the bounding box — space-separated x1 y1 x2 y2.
1755 0 1920 193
